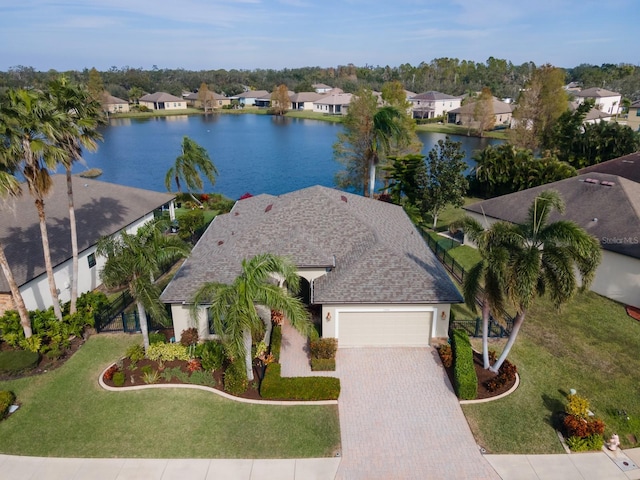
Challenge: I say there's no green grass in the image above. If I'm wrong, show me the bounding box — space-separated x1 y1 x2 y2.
447 245 482 272
109 108 202 119
285 111 344 123
415 122 509 140
462 291 640 453
0 334 340 458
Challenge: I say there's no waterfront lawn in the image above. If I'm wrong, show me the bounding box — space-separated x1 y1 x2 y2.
462 290 640 453
415 122 508 140
0 334 341 458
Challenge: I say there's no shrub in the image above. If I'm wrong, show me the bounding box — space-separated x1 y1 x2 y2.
566 434 604 452
0 311 24 345
0 350 40 374
311 358 335 371
126 344 145 362
260 363 340 401
161 367 189 383
483 358 517 393
141 365 153 375
270 325 282 362
224 360 248 395
0 391 16 418
103 364 118 381
451 329 477 400
271 310 284 326
112 371 125 387
148 332 166 345
146 342 189 362
309 338 338 360
196 341 225 371
142 370 160 384
188 370 216 387
566 394 590 418
437 344 453 368
180 327 199 346
587 418 606 436
563 414 589 438
187 358 202 372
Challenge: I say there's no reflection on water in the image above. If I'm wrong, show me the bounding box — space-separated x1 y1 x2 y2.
81 114 501 200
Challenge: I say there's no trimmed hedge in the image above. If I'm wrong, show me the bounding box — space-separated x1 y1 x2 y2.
0 350 40 374
224 359 248 395
309 338 337 359
451 329 477 400
0 391 15 418
260 364 340 401
271 325 282 362
311 358 336 371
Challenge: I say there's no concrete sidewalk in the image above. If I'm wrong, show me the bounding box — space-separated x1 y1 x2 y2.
0 456 341 480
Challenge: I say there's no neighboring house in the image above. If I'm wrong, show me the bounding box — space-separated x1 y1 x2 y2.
579 152 640 183
0 175 175 314
569 100 614 124
139 92 187 110
463 173 640 309
183 91 230 109
312 83 333 94
409 91 462 119
254 92 272 108
313 93 353 115
104 94 130 114
447 97 514 128
626 100 640 132
290 92 324 110
231 90 270 107
574 87 622 115
161 186 462 347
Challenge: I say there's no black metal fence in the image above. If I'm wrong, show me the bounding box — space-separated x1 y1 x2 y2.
95 291 165 333
421 229 513 338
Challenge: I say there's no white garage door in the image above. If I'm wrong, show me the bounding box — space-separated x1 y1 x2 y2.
338 311 433 347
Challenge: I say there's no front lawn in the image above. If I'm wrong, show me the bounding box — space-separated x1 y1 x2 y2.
462 291 640 453
0 334 340 458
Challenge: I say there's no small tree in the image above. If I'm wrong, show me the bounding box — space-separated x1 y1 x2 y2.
270 84 290 116
424 137 468 229
198 82 213 113
165 136 218 206
474 87 495 137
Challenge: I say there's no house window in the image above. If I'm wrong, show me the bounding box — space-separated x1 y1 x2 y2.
87 253 96 268
207 308 217 335
635 109 640 117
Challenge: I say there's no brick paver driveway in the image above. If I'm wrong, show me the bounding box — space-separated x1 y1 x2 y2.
334 348 500 480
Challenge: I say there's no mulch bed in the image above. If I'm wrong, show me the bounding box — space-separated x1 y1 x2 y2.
0 335 86 382
626 305 640 322
442 350 517 400
102 356 265 401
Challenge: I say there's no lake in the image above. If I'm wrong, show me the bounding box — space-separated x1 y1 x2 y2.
80 114 501 200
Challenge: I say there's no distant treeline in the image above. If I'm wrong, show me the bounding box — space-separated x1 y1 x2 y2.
1 58 639 102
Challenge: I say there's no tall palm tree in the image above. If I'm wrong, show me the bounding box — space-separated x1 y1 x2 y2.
450 216 510 369
489 190 601 372
0 88 68 320
97 220 191 351
367 106 411 198
0 170 33 337
48 76 104 314
191 253 311 381
165 136 217 206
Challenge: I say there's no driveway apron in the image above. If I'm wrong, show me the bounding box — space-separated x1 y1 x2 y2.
334 348 499 480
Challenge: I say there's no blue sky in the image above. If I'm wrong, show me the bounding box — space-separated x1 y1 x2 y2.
0 0 637 72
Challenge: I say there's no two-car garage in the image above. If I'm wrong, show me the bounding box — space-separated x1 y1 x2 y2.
336 309 434 347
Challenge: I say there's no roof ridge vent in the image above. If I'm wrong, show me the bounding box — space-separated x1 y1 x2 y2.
584 178 598 184
600 180 615 187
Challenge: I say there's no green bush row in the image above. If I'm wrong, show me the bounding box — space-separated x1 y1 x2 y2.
309 338 337 360
0 391 16 418
224 359 248 395
260 363 340 401
451 329 477 400
271 325 282 362
146 342 189 362
311 358 335 371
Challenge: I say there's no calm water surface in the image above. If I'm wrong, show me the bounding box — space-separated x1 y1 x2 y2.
80 114 501 200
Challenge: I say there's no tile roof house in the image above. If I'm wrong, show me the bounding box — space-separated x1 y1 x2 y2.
290 92 324 111
104 94 130 114
139 92 187 110
183 91 230 110
447 97 514 129
409 91 462 119
0 175 175 314
574 87 622 115
463 172 640 308
231 90 270 107
312 93 353 115
161 186 462 347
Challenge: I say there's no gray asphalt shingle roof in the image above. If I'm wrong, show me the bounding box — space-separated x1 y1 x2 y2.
139 92 184 103
0 175 175 291
161 186 462 305
464 173 640 259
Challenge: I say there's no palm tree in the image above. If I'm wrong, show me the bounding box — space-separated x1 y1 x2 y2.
450 216 510 370
165 136 217 206
191 253 311 381
367 106 411 198
0 88 68 320
0 170 33 337
48 76 104 314
97 220 191 351
489 190 601 372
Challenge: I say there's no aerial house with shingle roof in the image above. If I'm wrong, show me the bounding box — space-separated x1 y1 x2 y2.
161 186 462 347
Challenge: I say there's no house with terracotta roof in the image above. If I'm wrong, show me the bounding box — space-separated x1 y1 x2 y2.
161 186 462 347
409 91 462 119
139 92 187 110
574 87 622 116
0 176 175 314
463 173 640 308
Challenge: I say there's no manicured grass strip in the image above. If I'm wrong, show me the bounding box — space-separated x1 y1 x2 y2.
462 291 640 453
447 245 482 272
0 334 340 458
